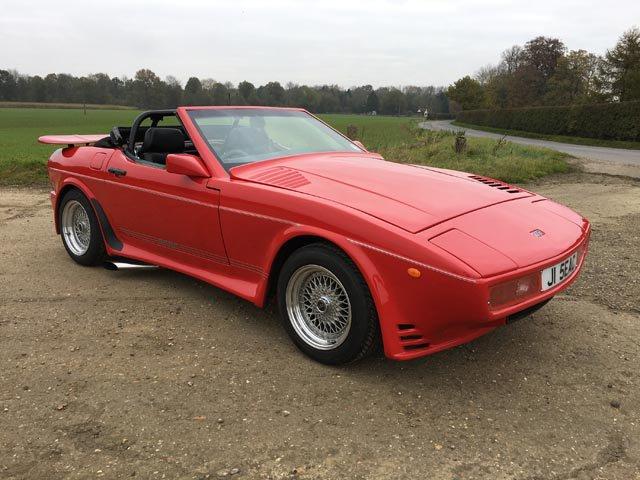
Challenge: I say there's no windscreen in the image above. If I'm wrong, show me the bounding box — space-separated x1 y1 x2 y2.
187 109 362 169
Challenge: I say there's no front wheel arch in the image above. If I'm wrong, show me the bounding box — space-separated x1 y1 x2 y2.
266 235 337 302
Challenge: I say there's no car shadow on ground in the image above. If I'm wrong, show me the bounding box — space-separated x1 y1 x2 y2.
103 265 565 391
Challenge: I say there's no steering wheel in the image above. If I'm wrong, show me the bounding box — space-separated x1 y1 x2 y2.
223 148 249 160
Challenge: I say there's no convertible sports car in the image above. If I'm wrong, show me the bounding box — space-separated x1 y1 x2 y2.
40 107 590 364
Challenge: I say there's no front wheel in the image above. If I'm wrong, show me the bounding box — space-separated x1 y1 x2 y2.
277 243 379 365
58 189 106 266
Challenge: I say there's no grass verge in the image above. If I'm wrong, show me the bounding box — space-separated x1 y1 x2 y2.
452 121 640 150
0 109 569 187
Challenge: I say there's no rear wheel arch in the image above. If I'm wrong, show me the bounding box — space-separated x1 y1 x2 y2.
55 180 95 232
55 181 119 252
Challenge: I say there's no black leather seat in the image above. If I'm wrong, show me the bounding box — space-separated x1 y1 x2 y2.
138 128 185 165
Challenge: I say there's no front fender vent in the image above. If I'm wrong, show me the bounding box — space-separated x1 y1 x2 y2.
398 324 430 352
468 175 521 193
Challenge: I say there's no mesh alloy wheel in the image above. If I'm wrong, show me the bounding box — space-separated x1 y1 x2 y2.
285 264 352 350
61 199 91 256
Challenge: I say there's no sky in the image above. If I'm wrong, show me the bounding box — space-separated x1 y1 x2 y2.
2 0 638 88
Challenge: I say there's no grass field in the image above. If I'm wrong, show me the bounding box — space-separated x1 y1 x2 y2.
0 108 569 186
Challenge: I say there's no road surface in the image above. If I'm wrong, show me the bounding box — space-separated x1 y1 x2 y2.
421 120 640 167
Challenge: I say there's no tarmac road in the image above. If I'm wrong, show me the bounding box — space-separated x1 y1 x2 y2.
0 170 639 479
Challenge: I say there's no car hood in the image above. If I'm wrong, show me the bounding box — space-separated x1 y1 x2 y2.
425 199 588 276
230 153 533 233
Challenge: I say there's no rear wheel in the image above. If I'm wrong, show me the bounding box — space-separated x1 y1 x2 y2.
277 243 379 365
58 189 106 266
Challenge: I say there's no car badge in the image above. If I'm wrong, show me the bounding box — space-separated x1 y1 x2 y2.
530 229 545 237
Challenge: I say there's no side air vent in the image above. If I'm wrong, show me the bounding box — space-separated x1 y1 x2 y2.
468 175 521 193
248 167 310 189
397 324 430 352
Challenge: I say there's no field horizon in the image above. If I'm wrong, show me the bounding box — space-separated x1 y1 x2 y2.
0 107 569 186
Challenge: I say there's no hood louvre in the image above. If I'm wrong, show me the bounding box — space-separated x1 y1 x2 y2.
468 175 522 193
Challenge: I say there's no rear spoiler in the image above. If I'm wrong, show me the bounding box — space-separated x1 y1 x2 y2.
38 134 109 147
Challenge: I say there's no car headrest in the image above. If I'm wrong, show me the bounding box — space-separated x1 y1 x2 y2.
140 128 185 154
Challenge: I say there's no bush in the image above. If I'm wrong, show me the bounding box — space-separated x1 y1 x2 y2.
457 101 640 141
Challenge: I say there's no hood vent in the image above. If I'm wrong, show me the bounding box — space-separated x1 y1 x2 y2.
468 175 521 193
245 166 310 189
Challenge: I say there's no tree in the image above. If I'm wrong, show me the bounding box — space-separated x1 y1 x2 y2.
522 36 566 80
599 26 640 101
501 45 523 74
0 70 17 100
346 85 372 113
378 88 406 115
164 76 182 107
365 90 379 112
545 50 601 105
131 69 164 108
256 81 285 105
211 82 229 105
238 81 255 102
483 73 510 109
29 75 47 102
446 76 485 110
517 36 566 102
286 84 319 110
184 77 204 105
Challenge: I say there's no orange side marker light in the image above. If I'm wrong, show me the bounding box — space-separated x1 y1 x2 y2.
407 267 421 278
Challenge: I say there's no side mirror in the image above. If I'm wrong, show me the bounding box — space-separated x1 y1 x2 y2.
166 154 210 178
353 140 368 152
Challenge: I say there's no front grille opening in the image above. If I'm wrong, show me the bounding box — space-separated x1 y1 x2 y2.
403 343 430 351
398 323 415 331
400 334 422 341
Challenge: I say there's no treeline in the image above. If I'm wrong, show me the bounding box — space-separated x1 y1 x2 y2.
457 101 640 141
447 27 640 111
0 69 449 115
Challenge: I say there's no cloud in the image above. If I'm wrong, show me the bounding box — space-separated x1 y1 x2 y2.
1 0 637 87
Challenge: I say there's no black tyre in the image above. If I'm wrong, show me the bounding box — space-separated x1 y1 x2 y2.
58 189 106 266
277 243 379 365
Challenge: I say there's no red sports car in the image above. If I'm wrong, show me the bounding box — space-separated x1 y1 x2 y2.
40 107 590 364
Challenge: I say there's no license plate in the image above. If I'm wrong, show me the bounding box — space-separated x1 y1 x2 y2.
541 252 578 291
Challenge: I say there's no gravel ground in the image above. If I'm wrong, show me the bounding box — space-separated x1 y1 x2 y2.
0 170 639 479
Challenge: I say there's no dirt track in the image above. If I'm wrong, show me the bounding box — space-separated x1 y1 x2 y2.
1 170 639 479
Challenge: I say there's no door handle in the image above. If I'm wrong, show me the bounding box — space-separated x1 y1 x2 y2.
107 168 127 177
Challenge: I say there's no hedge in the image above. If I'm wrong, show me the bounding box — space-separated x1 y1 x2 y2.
456 101 640 141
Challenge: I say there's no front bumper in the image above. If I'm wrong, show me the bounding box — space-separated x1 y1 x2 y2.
371 224 591 360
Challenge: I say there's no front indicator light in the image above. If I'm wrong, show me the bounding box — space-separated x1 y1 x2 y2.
489 272 539 310
407 267 421 278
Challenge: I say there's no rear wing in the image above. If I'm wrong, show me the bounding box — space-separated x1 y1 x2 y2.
38 134 109 146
